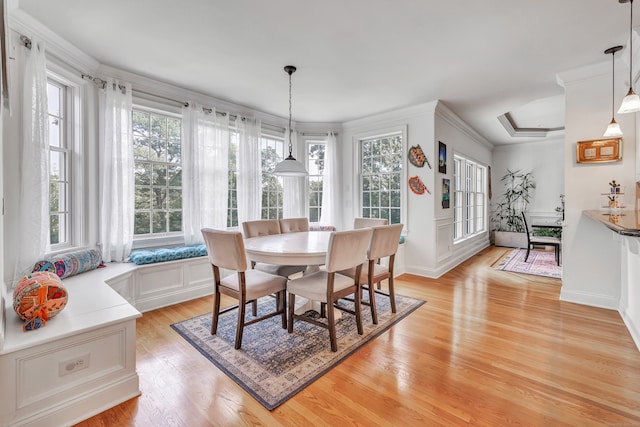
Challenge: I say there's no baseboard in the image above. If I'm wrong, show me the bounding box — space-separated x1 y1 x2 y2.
619 308 640 352
405 240 490 279
559 288 619 310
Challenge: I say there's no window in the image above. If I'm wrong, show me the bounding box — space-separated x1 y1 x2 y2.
260 134 285 219
132 108 182 236
307 140 325 222
47 79 71 247
227 129 238 228
359 133 403 224
453 154 486 241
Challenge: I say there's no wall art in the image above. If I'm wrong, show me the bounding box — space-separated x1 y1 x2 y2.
438 141 447 174
408 144 431 168
409 175 430 195
442 178 450 208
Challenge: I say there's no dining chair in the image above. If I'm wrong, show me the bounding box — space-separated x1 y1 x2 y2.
286 228 373 352
354 217 388 229
242 219 307 278
339 223 403 323
279 217 309 233
521 212 561 265
201 228 287 350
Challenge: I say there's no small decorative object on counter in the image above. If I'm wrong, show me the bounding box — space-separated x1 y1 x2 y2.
609 180 621 193
13 271 68 332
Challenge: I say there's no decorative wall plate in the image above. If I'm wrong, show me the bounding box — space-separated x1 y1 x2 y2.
408 144 431 168
409 175 430 195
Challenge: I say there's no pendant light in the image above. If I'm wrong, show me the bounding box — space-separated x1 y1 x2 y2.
618 0 640 113
604 46 624 137
272 65 308 176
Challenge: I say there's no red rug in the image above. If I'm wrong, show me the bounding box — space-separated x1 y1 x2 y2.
494 249 561 279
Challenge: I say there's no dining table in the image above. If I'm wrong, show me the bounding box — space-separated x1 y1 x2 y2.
243 230 337 316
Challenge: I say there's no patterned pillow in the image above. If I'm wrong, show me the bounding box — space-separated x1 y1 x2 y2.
14 271 68 332
32 248 105 279
129 245 207 265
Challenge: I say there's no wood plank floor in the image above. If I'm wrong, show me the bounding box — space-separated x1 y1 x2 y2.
75 246 640 426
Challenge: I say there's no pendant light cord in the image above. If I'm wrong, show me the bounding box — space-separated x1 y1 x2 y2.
630 0 634 90
288 70 293 157
613 50 616 117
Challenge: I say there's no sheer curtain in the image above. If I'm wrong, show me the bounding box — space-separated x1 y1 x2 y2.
182 104 229 244
283 129 306 218
237 117 262 225
320 132 341 229
99 78 134 262
15 38 49 282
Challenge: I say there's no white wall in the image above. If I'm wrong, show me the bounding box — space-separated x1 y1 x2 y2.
558 60 637 309
492 138 565 221
341 101 492 279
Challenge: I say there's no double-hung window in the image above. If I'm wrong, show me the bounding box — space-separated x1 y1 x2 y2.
260 134 285 219
132 108 182 236
227 128 239 227
307 139 325 223
453 154 486 241
359 131 403 224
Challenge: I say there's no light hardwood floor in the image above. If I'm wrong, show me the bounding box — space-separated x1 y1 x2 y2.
75 246 640 426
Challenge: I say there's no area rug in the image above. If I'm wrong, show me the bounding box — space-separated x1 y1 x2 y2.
170 292 424 410
494 248 562 279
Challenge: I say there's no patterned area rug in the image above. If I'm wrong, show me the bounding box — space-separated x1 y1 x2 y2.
171 292 425 410
495 248 562 279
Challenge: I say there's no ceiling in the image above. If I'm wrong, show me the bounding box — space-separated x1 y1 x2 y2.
15 0 634 145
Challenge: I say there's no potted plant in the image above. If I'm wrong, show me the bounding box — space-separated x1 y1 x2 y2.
491 169 535 248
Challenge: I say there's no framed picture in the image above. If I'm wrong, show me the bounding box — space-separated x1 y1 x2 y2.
442 178 450 209
576 138 622 164
438 141 447 173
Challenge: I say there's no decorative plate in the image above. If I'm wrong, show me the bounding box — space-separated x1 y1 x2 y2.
408 144 431 169
408 175 430 195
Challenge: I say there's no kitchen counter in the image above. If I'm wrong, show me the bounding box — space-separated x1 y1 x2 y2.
584 209 640 236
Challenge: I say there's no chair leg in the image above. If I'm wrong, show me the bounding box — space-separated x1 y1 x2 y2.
327 297 338 352
555 245 560 266
211 289 221 335
367 280 378 324
234 298 246 350
525 245 531 262
287 293 295 333
278 290 287 329
354 285 363 335
388 276 397 314
251 300 258 317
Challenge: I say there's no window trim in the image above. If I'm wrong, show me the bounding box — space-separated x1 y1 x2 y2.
353 125 407 227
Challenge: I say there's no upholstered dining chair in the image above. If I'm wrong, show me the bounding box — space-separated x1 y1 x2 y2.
354 217 388 229
201 228 287 350
241 219 307 278
279 217 309 233
286 228 373 352
521 212 561 265
339 223 403 323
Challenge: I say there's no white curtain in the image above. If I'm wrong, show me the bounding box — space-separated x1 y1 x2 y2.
320 132 340 229
182 104 229 244
15 38 49 281
237 117 262 224
283 129 306 218
99 78 134 262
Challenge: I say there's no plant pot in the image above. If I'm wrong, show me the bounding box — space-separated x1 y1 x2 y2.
493 231 528 249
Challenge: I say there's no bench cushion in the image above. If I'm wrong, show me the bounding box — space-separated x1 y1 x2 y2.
129 245 207 265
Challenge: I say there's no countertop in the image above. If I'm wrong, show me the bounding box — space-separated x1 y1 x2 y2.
584 209 640 236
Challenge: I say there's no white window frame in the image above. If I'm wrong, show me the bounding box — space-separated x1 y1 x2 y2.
305 136 327 224
260 131 285 220
46 65 85 254
131 99 183 248
453 153 487 242
354 126 407 226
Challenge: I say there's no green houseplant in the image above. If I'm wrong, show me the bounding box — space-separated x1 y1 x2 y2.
491 169 535 247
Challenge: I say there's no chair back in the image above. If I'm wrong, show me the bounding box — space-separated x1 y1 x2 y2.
521 212 532 245
201 228 247 272
279 217 309 233
242 219 281 238
354 217 388 229
368 224 404 260
325 228 373 272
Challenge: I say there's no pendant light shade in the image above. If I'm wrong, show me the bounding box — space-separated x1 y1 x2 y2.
618 0 640 113
604 46 624 137
273 65 308 176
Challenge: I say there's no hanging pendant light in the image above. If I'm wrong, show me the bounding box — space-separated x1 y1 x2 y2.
272 65 308 176
618 0 640 114
604 46 624 137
